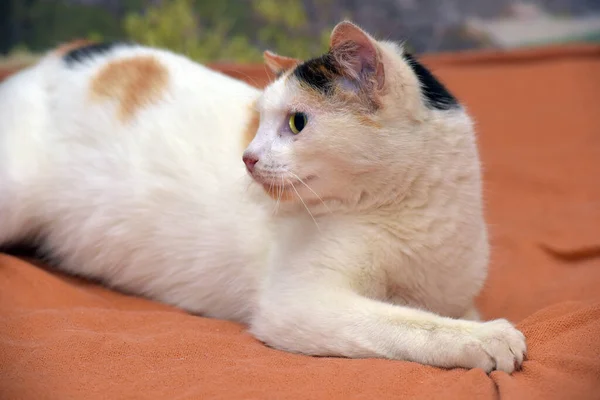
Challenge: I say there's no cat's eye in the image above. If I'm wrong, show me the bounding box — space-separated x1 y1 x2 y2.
289 112 308 135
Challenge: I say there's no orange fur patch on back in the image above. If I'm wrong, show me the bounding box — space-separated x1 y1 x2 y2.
90 56 168 123
55 39 96 56
242 101 260 150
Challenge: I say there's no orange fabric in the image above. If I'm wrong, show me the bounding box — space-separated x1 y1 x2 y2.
1 44 600 399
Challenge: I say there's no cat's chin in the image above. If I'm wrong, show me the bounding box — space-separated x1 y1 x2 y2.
251 175 318 201
252 175 316 189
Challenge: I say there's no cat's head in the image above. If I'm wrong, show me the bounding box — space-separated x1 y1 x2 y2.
243 21 469 212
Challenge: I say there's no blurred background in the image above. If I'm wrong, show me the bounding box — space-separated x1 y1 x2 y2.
1 0 600 68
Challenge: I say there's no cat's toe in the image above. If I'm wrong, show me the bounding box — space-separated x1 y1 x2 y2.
473 319 527 374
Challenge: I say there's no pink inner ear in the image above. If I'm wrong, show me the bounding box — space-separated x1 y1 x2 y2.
263 51 300 75
330 22 384 89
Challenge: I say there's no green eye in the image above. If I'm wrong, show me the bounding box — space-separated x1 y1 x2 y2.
289 112 308 135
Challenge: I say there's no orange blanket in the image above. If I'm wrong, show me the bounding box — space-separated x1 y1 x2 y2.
1 45 599 399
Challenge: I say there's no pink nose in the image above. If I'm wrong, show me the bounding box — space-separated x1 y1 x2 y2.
243 153 259 173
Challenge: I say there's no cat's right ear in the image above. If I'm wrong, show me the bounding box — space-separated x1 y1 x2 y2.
263 51 300 76
329 21 385 92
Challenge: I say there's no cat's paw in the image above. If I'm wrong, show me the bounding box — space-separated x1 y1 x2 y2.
461 319 526 374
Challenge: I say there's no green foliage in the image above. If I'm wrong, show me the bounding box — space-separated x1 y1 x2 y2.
4 0 332 63
254 0 307 29
6 0 134 52
253 0 330 60
123 0 331 63
124 0 262 62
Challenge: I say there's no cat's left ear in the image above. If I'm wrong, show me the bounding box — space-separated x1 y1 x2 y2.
329 21 385 91
263 51 301 75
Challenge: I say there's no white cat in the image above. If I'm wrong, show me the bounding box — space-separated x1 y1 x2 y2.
0 22 525 373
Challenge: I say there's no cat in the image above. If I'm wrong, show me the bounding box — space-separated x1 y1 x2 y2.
0 21 526 373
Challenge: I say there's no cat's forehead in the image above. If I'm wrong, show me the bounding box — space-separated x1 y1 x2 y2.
260 75 303 112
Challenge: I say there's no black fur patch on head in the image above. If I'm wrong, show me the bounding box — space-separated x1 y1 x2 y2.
63 42 129 66
292 53 340 95
402 53 459 110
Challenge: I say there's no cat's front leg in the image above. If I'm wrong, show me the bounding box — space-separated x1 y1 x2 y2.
250 283 526 373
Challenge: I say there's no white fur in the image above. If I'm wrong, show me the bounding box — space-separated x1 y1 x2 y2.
0 27 525 373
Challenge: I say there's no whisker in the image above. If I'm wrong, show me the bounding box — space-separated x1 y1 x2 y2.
269 179 278 214
289 180 321 232
278 177 284 213
271 178 281 215
289 172 331 214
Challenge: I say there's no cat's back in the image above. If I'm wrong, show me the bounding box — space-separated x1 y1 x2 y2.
49 42 258 152
1 41 258 153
